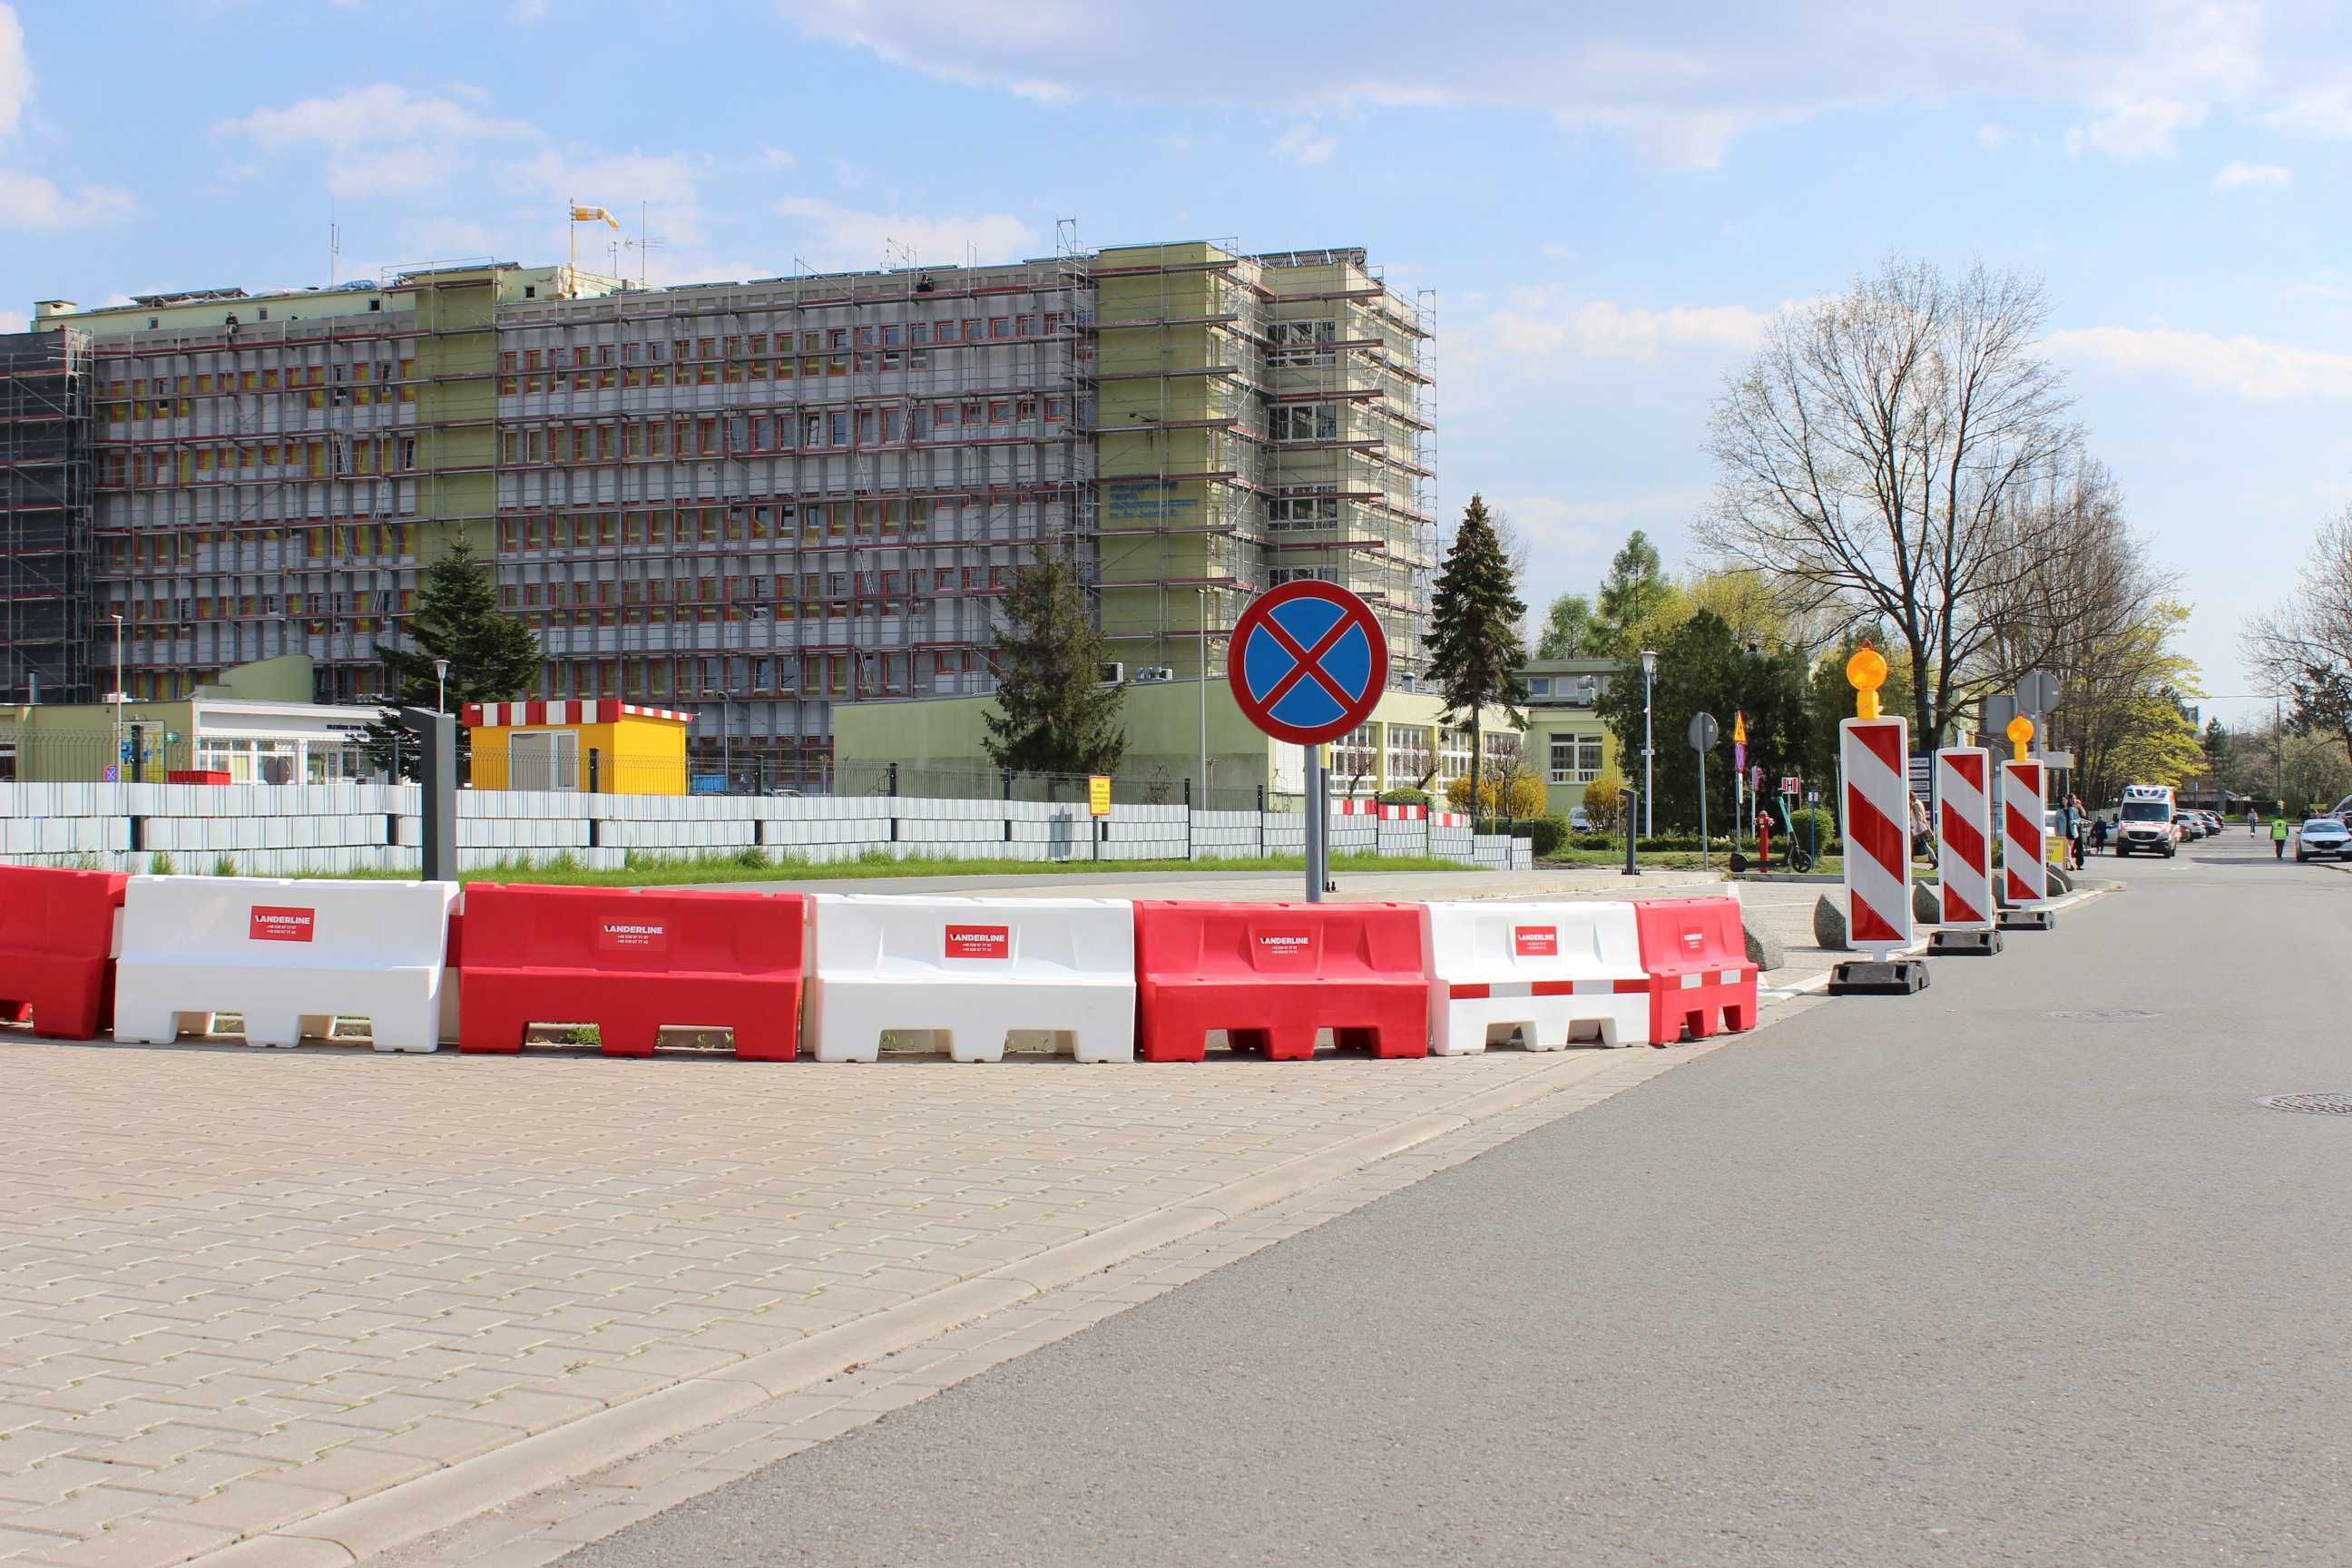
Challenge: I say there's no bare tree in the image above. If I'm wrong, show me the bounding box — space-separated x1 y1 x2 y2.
1701 256 2077 741
2244 508 2352 756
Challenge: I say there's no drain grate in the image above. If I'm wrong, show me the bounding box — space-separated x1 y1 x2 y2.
2254 1093 2352 1115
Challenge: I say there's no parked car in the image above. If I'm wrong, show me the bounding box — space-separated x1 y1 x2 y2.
2296 817 2351 861
1568 807 1593 833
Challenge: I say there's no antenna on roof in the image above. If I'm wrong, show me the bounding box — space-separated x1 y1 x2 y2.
328 200 340 289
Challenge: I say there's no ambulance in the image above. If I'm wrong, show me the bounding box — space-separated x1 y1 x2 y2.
2113 783 2178 858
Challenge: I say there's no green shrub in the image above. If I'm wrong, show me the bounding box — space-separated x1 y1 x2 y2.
148 852 174 877
1377 786 1433 808
1782 806 1838 853
1522 813 1569 858
211 854 239 878
734 845 769 869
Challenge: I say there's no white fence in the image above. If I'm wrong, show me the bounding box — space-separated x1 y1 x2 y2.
0 782 1534 877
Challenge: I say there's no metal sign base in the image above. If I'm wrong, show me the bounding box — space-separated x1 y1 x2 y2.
1997 908 2055 932
1829 957 1932 995
1927 928 2004 956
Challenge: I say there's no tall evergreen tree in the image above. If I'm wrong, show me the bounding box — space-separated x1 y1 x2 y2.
1591 529 1673 652
982 544 1126 779
364 538 542 779
1426 495 1528 819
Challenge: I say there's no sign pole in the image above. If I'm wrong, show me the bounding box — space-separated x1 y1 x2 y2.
1304 744 1325 903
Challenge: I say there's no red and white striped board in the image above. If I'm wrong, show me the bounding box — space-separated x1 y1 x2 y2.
2000 759 2049 907
1934 747 1994 930
1840 717 1914 957
461 700 692 728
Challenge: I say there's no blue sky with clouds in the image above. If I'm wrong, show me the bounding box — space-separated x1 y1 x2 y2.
5 0 2349 720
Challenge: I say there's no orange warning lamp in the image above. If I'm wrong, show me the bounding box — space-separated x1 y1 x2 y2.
1846 645 1888 720
2006 714 2034 761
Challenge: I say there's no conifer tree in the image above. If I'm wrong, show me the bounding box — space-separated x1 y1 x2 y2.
364 537 542 779
1426 495 1528 819
982 544 1126 779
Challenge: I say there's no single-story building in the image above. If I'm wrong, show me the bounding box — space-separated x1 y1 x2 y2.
463 700 691 795
0 656 385 784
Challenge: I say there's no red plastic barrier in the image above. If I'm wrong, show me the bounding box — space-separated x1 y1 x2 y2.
457 884 807 1060
1132 900 1431 1062
166 769 231 785
0 867 129 1041
1634 897 1758 1044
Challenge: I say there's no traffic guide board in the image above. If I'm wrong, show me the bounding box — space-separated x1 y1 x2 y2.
1227 580 1389 747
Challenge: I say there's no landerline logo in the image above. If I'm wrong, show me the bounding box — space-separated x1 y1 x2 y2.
249 906 316 943
598 921 667 952
1253 929 1316 964
1513 926 1558 958
944 925 1011 959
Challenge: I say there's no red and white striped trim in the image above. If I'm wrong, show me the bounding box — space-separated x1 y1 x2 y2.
461 700 693 728
1840 716 1915 958
2000 759 2049 908
1448 977 1649 1000
1936 747 1994 930
1330 801 1455 821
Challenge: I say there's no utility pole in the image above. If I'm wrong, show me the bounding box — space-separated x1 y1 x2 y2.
1197 585 1210 808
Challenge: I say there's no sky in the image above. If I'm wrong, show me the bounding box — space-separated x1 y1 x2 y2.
5 0 2350 726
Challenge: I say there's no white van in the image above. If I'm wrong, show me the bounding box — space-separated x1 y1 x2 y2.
2114 783 2178 858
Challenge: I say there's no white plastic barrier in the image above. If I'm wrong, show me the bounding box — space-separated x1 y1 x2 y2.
808 895 1135 1063
1426 899 1649 1054
113 877 457 1053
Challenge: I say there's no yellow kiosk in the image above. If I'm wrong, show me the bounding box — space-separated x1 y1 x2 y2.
461 701 690 795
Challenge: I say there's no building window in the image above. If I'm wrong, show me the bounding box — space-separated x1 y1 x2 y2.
1269 318 1338 366
1271 404 1339 442
1268 495 1340 531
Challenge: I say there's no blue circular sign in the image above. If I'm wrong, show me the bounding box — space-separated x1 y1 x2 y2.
1227 580 1390 746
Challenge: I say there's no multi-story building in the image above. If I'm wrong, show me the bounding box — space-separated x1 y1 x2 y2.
0 240 1434 790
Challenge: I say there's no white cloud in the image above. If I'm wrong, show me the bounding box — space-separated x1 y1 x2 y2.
1270 124 1338 166
0 309 27 334
772 0 2299 167
227 83 532 152
0 4 28 139
830 157 867 190
0 167 134 228
761 145 797 167
1976 121 2017 150
328 147 447 197
2064 96 2206 159
1453 289 1773 369
1491 489 1713 556
2044 324 2352 401
776 196 1037 272
2212 159 2290 190
513 0 547 17
509 149 707 243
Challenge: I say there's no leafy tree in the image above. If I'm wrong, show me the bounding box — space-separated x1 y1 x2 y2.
1533 593 1595 660
1444 761 1545 818
980 544 1126 779
1599 608 1809 831
1426 495 1529 818
1583 766 1627 834
364 537 542 779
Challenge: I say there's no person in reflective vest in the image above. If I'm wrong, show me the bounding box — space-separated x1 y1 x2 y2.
2273 812 2291 859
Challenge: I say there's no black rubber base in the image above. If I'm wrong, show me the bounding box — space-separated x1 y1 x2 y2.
1829 958 1932 995
1998 909 2055 932
1928 928 2004 956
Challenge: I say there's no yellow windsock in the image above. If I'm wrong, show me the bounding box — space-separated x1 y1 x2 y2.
571 205 621 229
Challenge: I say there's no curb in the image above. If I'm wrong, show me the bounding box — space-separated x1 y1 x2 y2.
181 1050 1636 1568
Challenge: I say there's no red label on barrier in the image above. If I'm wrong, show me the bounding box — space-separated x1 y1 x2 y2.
1513 926 1558 957
250 906 315 943
1681 931 1702 952
944 925 1010 959
1252 928 1317 965
596 920 668 954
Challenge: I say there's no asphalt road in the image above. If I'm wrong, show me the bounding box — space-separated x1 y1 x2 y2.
566 831 2352 1567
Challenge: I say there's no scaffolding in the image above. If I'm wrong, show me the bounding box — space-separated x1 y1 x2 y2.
0 328 93 704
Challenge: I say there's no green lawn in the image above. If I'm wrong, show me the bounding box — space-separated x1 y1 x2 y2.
284 848 1479 887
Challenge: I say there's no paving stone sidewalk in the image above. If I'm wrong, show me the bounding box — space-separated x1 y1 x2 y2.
0 1029 1732 1567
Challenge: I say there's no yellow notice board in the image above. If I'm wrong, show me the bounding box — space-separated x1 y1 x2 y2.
1088 775 1112 817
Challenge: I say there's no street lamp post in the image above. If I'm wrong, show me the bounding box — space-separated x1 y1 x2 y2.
1640 647 1658 841
433 658 449 716
109 612 124 782
1197 584 1210 807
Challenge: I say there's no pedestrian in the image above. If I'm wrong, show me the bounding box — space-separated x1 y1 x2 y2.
2247 806 2259 835
2068 795 2088 869
1909 791 1936 867
2272 810 2291 860
2092 816 2109 854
